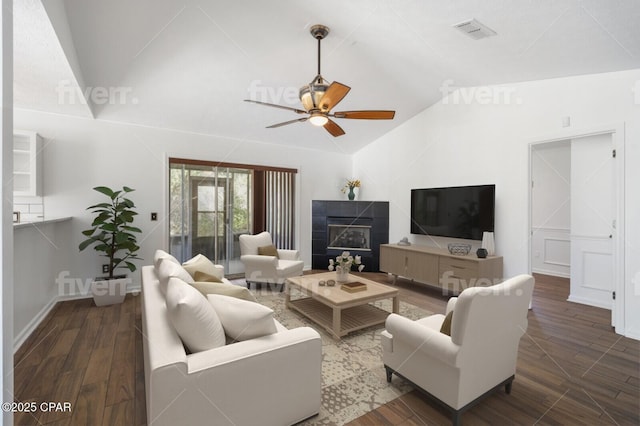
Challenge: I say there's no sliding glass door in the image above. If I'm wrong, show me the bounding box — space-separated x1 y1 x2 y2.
170 162 252 275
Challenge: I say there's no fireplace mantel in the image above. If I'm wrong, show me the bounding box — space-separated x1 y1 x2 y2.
312 200 389 271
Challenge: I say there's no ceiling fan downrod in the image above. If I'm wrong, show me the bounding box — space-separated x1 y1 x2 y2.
310 25 329 80
300 25 330 112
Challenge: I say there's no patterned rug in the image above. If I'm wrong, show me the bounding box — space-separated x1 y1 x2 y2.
253 291 432 425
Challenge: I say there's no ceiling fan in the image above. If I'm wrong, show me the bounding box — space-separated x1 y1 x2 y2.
244 25 395 137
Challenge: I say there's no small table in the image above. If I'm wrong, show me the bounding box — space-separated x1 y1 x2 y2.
285 272 400 339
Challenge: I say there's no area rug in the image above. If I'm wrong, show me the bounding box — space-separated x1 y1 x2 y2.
253 291 432 425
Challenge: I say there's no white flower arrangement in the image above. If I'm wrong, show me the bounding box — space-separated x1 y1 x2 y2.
328 251 365 273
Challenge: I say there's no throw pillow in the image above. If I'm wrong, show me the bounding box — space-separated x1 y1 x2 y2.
257 245 279 258
207 294 277 341
157 258 194 296
191 281 257 302
440 310 454 336
165 277 226 352
154 249 180 269
182 254 225 281
193 270 222 283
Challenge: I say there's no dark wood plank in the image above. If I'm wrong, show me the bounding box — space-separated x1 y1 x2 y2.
347 273 640 426
102 400 133 426
104 329 135 405
69 381 107 425
12 274 639 426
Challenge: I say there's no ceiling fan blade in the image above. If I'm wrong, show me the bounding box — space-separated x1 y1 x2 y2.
319 82 351 112
244 99 307 114
333 110 396 120
266 117 308 128
323 119 346 137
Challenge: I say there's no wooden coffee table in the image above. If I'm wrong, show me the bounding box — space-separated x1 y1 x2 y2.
285 272 399 339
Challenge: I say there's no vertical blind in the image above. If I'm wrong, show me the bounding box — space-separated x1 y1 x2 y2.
265 170 296 249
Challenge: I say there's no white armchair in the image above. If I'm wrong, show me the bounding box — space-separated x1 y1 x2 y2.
381 274 534 425
239 231 304 290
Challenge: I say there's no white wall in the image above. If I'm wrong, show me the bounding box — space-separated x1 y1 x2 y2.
531 141 571 277
13 219 71 349
13 110 353 295
1 0 13 421
353 69 640 339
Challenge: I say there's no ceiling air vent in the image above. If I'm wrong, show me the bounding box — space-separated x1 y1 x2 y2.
453 19 497 40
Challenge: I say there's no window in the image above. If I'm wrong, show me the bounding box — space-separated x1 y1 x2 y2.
169 158 296 275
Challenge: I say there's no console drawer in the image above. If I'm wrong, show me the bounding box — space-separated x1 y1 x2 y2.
439 257 476 281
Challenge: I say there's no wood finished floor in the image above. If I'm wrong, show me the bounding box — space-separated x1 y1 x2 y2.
13 273 640 425
347 274 640 426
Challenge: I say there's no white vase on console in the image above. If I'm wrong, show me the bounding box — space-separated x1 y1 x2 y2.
482 232 495 256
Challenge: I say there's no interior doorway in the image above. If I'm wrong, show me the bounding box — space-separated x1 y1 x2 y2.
529 126 625 333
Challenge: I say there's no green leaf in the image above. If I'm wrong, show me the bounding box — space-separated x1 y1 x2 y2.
122 226 142 233
124 261 137 272
93 186 115 198
101 223 117 232
115 232 128 243
78 239 95 251
123 186 135 193
91 214 111 227
119 211 134 220
87 202 112 210
122 199 135 208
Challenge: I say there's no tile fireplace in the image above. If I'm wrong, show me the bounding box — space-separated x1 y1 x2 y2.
312 200 389 271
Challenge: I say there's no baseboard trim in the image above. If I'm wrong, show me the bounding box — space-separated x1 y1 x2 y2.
13 297 58 353
624 328 640 340
14 285 142 354
531 268 570 279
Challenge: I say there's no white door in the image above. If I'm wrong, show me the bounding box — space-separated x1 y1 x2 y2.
569 133 615 311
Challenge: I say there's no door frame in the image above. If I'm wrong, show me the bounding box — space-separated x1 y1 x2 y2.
527 123 626 334
189 175 228 264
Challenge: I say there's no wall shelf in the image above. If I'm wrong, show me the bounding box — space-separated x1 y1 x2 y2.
13 131 43 197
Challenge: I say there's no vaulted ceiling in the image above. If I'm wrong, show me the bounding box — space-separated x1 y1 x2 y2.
14 0 640 153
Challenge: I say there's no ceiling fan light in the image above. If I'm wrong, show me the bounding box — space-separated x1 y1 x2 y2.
309 113 329 126
299 82 329 111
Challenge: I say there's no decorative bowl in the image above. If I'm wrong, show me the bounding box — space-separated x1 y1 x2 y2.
447 243 471 256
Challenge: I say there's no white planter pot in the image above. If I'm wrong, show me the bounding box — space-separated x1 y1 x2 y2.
91 277 129 306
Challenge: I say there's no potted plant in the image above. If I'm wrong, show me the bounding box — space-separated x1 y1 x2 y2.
79 186 142 306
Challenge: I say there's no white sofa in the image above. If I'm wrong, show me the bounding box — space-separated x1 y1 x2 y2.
381 274 534 425
141 265 322 426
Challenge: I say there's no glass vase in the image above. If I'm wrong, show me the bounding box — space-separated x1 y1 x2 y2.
336 266 350 283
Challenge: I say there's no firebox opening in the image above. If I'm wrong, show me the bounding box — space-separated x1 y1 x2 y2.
327 224 371 251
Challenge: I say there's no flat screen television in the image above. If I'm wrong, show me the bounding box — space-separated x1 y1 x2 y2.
411 184 495 240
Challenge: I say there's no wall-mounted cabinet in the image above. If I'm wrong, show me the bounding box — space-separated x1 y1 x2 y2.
13 131 43 197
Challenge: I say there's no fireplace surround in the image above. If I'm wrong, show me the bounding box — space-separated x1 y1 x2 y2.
312 200 389 271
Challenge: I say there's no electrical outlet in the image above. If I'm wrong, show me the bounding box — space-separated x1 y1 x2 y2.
151 212 158 221
102 264 109 274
